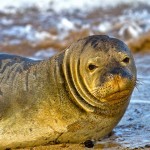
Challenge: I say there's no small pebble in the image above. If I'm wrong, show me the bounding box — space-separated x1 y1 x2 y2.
84 140 94 148
145 144 150 148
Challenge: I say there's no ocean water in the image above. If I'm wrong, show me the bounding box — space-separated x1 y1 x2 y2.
1 0 150 12
0 0 150 48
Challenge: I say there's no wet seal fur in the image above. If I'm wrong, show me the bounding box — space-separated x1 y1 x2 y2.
0 35 137 149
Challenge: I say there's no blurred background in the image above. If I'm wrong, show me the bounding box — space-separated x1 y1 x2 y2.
0 0 150 149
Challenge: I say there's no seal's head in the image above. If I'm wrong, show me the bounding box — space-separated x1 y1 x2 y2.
63 35 136 116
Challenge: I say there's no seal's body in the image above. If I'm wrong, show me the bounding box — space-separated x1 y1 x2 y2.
0 35 136 149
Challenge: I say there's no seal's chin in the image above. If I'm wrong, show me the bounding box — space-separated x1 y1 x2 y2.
100 90 131 104
91 89 131 104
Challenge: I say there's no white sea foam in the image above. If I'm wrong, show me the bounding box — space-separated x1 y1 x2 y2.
118 22 143 38
0 0 150 13
1 0 150 44
131 100 150 104
3 24 54 42
98 21 112 33
58 18 75 31
57 18 76 40
1 18 13 25
33 48 57 59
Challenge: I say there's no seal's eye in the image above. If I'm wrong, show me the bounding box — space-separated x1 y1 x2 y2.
88 64 98 71
122 57 130 64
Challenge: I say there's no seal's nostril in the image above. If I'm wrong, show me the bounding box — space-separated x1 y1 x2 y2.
109 67 132 79
122 57 130 64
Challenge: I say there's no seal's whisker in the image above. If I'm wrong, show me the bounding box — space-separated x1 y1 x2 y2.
135 78 144 86
135 84 140 91
134 78 142 91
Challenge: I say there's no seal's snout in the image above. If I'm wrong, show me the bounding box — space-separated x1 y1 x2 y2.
91 65 135 104
109 67 132 79
96 73 133 102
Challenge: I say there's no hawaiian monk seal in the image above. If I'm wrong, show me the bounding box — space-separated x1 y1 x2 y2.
0 35 136 149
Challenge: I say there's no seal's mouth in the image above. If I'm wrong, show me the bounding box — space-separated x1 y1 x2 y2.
100 90 130 103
